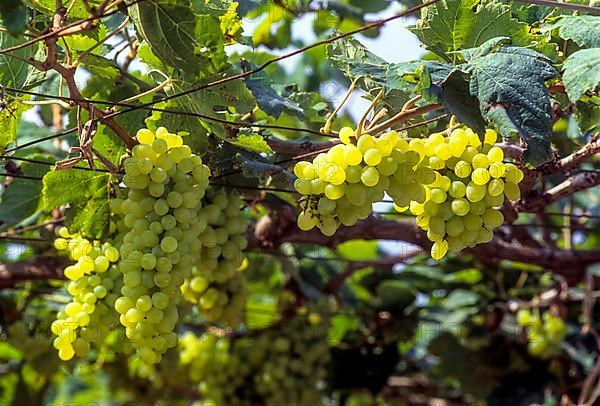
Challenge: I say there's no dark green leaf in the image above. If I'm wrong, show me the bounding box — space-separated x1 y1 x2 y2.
563 48 600 102
0 33 44 89
429 68 486 134
376 280 416 312
464 38 557 164
245 78 303 118
130 0 227 77
0 0 28 36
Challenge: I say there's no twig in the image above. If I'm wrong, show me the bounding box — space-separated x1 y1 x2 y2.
521 171 600 211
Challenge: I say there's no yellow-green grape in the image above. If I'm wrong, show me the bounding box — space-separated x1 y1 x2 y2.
181 190 248 326
517 309 567 358
52 229 123 361
415 126 523 260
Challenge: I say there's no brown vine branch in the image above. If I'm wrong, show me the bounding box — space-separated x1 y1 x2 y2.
249 215 600 282
0 257 68 288
521 171 600 212
26 3 137 150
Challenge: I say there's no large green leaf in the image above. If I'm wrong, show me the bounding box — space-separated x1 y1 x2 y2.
464 38 557 165
563 48 600 102
543 15 600 49
42 169 110 238
0 33 43 89
0 156 50 228
130 0 228 78
428 68 486 134
413 0 556 61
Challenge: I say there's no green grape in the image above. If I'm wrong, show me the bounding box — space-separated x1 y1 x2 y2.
446 216 464 237
504 181 521 200
471 168 491 185
360 167 379 187
451 198 470 216
431 240 449 260
449 181 466 198
466 182 487 202
182 312 331 406
482 208 504 228
454 160 472 178
487 179 504 196
363 148 382 166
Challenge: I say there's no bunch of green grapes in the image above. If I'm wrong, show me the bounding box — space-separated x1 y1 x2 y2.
178 331 230 383
109 127 212 376
400 127 524 259
51 228 122 361
294 127 434 235
196 313 330 405
181 189 249 326
516 309 567 358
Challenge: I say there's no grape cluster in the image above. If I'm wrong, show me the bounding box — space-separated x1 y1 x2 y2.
516 309 567 358
181 188 249 326
403 128 523 259
294 127 434 235
50 127 253 376
51 228 122 360
108 127 212 376
178 331 230 382
182 313 330 405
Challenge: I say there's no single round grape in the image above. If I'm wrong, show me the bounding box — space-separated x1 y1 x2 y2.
471 168 491 185
297 211 317 231
431 240 449 260
360 167 379 187
451 198 470 216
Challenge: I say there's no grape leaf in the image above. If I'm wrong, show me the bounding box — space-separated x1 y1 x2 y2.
42 169 110 238
543 15 600 49
0 102 29 152
427 68 486 135
0 156 51 229
0 33 44 89
327 36 452 112
29 0 104 19
244 78 303 118
563 48 600 102
413 0 557 61
130 0 228 78
463 38 557 165
0 0 27 36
